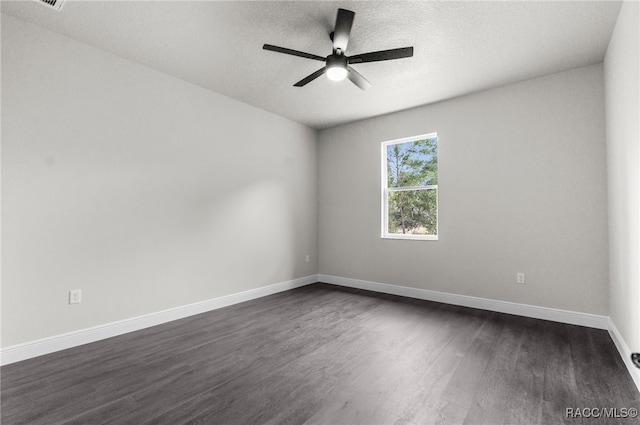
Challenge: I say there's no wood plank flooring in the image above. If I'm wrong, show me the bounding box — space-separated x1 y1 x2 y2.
2 283 639 424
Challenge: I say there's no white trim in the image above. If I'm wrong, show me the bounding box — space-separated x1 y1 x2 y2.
319 274 640 392
5 274 638 394
607 319 640 393
388 185 438 192
381 132 439 148
383 232 439 241
381 133 439 241
0 275 318 366
318 274 609 329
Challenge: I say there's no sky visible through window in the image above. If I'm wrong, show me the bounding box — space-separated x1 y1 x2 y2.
385 136 438 237
386 137 437 188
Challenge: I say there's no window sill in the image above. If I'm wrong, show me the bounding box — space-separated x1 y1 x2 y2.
382 235 438 241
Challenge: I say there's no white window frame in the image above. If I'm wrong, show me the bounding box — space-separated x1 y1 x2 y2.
381 132 438 241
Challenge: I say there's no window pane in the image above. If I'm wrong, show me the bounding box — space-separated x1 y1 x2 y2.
387 189 437 235
386 138 438 188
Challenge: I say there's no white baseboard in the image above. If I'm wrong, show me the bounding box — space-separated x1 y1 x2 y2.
319 274 640 393
0 275 318 366
608 319 640 393
319 274 609 329
4 273 639 395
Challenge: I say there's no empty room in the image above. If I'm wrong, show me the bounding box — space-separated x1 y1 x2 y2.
1 0 639 424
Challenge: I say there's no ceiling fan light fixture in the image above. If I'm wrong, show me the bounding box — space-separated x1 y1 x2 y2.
326 65 348 81
326 54 348 81
263 8 414 89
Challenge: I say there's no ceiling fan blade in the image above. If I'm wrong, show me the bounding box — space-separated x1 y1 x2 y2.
294 67 327 87
333 8 355 52
347 66 372 90
263 44 325 62
349 47 414 64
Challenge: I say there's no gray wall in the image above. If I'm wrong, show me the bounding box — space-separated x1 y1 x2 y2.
318 64 609 315
1 15 318 347
605 0 640 352
3 8 631 352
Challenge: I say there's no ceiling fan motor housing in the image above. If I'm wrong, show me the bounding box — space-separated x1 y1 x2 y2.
327 54 348 69
326 54 348 81
263 8 413 89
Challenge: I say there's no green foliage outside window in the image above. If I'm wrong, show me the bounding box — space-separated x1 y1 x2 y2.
386 137 438 236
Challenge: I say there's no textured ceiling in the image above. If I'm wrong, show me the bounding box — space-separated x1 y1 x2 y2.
1 0 622 129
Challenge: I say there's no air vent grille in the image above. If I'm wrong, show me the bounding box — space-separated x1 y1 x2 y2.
33 0 65 12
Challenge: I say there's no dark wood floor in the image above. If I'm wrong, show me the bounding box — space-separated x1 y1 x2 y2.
2 283 639 425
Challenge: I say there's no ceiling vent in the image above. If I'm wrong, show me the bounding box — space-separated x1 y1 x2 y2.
33 0 65 12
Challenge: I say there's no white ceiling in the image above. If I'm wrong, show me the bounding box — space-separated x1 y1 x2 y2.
1 0 622 129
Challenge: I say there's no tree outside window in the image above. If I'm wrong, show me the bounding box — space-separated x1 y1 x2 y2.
382 134 438 240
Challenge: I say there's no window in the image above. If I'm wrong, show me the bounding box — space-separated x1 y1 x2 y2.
382 133 438 240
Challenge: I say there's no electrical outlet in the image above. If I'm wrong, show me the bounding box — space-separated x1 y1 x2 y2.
69 289 82 304
516 273 526 284
305 254 310 263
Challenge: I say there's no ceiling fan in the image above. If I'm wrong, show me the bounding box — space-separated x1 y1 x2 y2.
263 8 414 90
